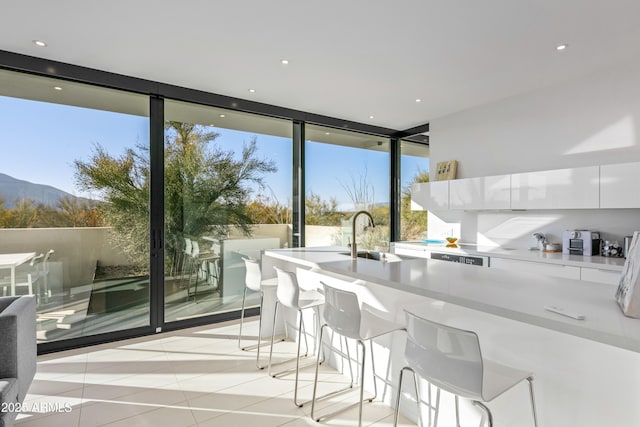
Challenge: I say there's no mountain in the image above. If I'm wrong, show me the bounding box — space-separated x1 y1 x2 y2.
0 173 82 208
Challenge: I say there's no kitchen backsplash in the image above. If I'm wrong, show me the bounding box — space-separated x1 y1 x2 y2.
427 209 640 251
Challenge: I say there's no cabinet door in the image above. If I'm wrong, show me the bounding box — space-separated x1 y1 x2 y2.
490 257 580 280
450 175 511 210
483 175 511 209
411 181 449 211
510 166 599 209
450 177 482 210
600 162 640 208
580 267 621 286
410 182 429 211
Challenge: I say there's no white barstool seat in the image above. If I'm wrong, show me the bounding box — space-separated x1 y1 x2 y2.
311 282 405 427
268 266 324 407
239 257 279 369
393 310 539 427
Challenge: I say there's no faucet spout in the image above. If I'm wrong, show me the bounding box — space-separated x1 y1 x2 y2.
350 210 375 259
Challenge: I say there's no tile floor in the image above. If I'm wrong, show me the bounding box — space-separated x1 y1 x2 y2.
15 318 415 427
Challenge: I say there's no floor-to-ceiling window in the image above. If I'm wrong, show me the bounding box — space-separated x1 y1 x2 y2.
0 69 150 342
304 125 390 250
0 57 429 350
163 100 292 322
400 140 429 240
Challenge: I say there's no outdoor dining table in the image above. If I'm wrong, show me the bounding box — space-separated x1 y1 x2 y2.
0 252 36 296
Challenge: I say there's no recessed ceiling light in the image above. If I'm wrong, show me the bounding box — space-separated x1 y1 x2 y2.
33 40 47 47
556 44 568 51
369 115 375 119
415 98 422 103
325 132 331 135
248 89 256 93
53 86 62 91
281 59 289 65
219 114 225 118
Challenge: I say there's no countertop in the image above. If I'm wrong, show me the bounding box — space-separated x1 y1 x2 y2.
393 241 627 271
263 247 640 353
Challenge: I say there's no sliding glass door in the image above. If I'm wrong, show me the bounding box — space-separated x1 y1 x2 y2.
0 69 151 343
163 100 292 323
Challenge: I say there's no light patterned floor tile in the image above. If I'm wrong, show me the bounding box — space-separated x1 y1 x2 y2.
16 318 403 427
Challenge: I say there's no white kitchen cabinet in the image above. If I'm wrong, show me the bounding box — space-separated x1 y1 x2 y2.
600 161 640 208
490 257 581 280
410 181 449 211
510 166 599 209
410 182 429 210
392 245 430 259
449 175 510 210
580 267 621 286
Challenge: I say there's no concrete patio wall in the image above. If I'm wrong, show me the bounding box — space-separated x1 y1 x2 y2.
0 224 342 289
0 227 130 287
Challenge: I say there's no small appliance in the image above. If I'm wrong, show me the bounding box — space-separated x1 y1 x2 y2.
562 230 601 256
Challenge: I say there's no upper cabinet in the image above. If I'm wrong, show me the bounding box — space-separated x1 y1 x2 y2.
510 166 599 209
449 175 510 210
410 182 429 211
411 181 449 211
412 163 640 211
600 161 640 208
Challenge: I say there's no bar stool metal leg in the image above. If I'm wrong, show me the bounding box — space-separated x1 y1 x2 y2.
527 377 539 427
472 401 493 427
238 287 248 349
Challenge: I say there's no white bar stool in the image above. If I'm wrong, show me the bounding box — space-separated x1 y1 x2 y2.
268 266 324 407
238 257 279 369
311 282 405 427
393 310 539 427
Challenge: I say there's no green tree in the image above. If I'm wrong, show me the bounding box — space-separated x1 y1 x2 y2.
247 193 292 225
74 121 276 267
305 191 342 226
1 198 39 228
57 196 103 227
400 171 429 240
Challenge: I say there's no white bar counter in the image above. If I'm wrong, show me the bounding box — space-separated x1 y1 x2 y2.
263 247 640 427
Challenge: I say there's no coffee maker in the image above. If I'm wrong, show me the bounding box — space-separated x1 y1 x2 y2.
562 230 601 256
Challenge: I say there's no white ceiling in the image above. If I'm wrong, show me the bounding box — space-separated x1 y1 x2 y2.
2 0 640 131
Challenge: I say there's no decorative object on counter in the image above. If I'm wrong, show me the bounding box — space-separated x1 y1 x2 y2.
445 236 458 248
562 230 600 256
435 160 457 181
602 240 624 258
544 242 562 252
532 232 547 251
615 232 640 318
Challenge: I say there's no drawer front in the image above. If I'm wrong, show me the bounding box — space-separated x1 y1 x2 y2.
393 247 430 259
581 267 621 285
490 257 581 280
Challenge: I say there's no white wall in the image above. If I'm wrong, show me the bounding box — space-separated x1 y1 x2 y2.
428 56 640 248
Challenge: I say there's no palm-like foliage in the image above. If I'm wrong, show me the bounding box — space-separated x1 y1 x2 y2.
74 121 276 267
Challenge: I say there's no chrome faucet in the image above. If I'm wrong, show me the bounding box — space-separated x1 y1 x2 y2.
350 210 375 259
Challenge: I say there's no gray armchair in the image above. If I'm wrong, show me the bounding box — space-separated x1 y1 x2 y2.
0 295 36 427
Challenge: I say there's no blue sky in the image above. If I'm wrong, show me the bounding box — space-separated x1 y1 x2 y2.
0 96 428 208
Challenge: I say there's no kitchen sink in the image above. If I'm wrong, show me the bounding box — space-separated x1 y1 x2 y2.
338 251 403 262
